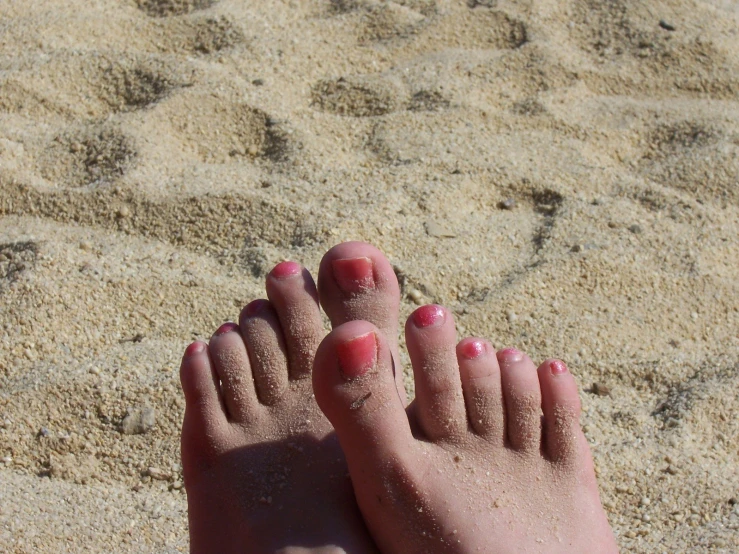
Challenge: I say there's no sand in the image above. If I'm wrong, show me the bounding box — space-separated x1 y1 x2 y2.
0 0 737 551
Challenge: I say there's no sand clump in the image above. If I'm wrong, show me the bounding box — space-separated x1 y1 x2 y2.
0 0 738 552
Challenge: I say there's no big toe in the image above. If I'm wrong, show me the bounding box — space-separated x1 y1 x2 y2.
317 242 405 401
313 320 413 477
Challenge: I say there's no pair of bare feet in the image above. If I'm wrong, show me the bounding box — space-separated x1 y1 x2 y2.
179 242 618 553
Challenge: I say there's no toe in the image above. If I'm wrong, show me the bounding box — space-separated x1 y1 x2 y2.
497 348 542 452
180 341 227 433
405 305 467 440
317 242 400 332
208 322 261 423
313 321 421 553
456 338 505 442
317 242 405 401
537 359 583 464
313 320 413 471
265 261 324 380
238 299 290 406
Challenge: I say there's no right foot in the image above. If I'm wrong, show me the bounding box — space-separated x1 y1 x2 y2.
313 308 619 553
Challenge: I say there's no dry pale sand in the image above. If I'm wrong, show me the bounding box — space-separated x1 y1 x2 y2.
0 0 738 551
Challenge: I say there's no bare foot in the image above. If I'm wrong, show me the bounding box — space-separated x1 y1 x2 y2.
180 243 405 553
313 307 619 553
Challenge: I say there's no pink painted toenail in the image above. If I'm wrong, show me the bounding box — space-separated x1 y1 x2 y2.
185 342 205 356
270 261 302 280
332 257 375 293
412 304 445 328
550 360 568 375
460 339 487 360
336 332 377 379
214 322 238 336
498 347 524 362
244 299 268 318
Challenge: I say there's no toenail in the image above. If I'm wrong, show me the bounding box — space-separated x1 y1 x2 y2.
243 299 269 318
332 257 375 293
214 322 239 336
498 347 524 362
412 304 445 328
550 360 568 375
185 342 205 356
336 332 377 379
460 339 487 360
270 261 302 280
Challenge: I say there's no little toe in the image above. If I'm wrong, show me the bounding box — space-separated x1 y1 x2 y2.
313 320 413 472
537 359 584 464
405 305 467 440
497 348 543 452
238 299 290 406
208 322 261 423
179 341 227 434
265 261 324 380
456 338 505 442
317 242 405 400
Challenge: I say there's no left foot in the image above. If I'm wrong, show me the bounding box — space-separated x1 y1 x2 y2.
180 260 380 553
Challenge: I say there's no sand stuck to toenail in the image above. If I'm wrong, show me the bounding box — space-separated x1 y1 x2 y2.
1 0 738 551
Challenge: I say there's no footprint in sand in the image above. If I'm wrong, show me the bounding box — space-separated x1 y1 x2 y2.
329 1 526 50
37 126 136 189
638 118 739 204
151 13 246 55
311 69 451 117
358 2 430 42
180 15 246 55
569 0 739 99
0 53 186 121
156 93 291 164
97 55 183 113
428 6 527 50
311 74 407 117
134 0 218 18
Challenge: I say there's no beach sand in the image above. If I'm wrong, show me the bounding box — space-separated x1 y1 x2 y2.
0 0 738 551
